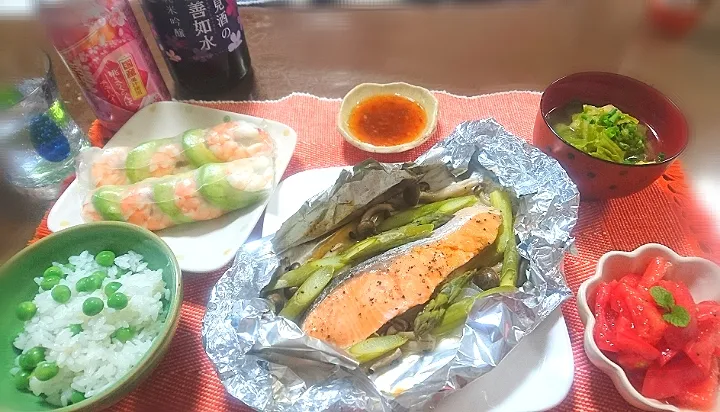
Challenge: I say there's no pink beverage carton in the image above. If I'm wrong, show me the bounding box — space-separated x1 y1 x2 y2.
40 0 171 131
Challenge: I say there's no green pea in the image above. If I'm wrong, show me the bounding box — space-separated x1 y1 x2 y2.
13 370 31 390
75 277 97 293
51 285 71 304
40 275 61 291
19 347 45 371
16 301 37 321
34 361 59 381
82 297 104 316
43 266 63 278
90 271 106 288
95 251 116 267
69 324 83 336
69 390 86 404
112 327 135 343
104 282 122 296
107 292 128 310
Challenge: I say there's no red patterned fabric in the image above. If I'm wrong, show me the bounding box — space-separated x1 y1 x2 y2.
30 92 720 411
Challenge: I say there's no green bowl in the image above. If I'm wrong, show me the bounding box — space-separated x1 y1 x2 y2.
0 222 182 411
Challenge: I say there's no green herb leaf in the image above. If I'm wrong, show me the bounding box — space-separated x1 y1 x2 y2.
650 286 675 310
663 306 690 328
657 152 667 162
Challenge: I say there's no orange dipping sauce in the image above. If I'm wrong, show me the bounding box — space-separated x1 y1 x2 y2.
348 94 427 147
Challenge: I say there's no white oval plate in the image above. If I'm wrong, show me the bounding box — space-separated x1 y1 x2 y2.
262 166 574 412
48 101 297 273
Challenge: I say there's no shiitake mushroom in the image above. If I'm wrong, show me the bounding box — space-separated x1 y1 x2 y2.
473 267 500 290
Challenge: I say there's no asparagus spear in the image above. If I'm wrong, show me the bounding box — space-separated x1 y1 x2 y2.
500 239 520 287
279 267 334 320
265 224 433 292
377 195 478 232
489 189 520 287
413 271 474 338
348 334 409 364
340 224 433 263
489 190 513 254
265 256 344 291
431 285 516 336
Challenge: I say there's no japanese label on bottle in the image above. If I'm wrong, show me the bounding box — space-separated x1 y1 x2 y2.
145 0 246 64
47 0 170 131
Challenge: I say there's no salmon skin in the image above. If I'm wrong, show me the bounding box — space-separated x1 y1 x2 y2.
301 204 502 349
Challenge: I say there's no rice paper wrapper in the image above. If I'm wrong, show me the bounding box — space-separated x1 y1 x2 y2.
202 119 579 411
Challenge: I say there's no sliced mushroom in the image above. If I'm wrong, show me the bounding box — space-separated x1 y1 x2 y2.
402 183 421 207
368 348 403 373
418 177 482 203
354 203 394 240
266 292 286 313
473 267 500 290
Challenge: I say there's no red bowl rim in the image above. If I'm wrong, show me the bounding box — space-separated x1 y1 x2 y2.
540 71 689 168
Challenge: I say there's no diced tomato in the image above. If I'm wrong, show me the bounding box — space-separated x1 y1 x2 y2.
684 327 720 375
639 256 672 288
658 280 699 349
609 282 630 315
593 282 618 352
697 301 720 327
658 345 679 366
657 280 696 307
615 329 661 360
642 355 705 399
620 274 641 288
615 282 667 344
672 358 719 410
616 352 651 370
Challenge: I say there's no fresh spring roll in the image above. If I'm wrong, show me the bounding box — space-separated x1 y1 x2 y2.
77 120 274 188
81 155 275 231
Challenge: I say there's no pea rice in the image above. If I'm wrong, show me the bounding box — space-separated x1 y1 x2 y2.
11 251 169 406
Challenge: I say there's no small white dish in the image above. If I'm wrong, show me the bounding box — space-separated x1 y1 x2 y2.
47 101 297 273
578 243 720 412
337 82 438 154
263 166 575 412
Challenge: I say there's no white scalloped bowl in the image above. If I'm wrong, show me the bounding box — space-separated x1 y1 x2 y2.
337 82 438 154
577 243 720 412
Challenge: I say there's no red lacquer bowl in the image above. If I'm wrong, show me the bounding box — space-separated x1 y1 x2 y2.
533 72 689 200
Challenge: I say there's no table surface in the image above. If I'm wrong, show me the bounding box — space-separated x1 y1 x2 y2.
1 0 720 262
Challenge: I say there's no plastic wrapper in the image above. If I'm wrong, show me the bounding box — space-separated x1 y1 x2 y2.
76 120 274 188
202 119 580 411
81 155 275 231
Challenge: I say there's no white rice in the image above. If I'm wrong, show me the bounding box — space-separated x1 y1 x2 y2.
12 251 170 406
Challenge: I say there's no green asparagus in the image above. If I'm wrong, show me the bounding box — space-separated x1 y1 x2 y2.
490 189 521 287
500 239 520 287
489 190 513 254
279 267 334 320
341 224 433 262
431 285 516 336
409 212 453 228
377 195 478 232
348 334 409 364
413 271 474 338
265 256 344 291
265 224 433 292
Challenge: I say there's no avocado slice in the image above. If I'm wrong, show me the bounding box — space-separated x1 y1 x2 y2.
197 163 268 211
182 129 220 167
152 179 194 224
91 186 125 221
125 138 177 183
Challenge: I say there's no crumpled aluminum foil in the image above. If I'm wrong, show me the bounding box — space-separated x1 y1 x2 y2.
202 119 580 411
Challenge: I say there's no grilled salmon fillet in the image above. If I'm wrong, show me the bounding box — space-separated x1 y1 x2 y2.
302 204 502 348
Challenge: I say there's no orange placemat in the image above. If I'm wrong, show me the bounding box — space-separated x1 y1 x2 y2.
30 91 720 412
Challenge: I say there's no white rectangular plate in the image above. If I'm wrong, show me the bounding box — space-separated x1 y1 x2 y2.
48 101 297 273
263 166 574 412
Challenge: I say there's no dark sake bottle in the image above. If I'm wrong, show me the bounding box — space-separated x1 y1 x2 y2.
140 0 252 96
